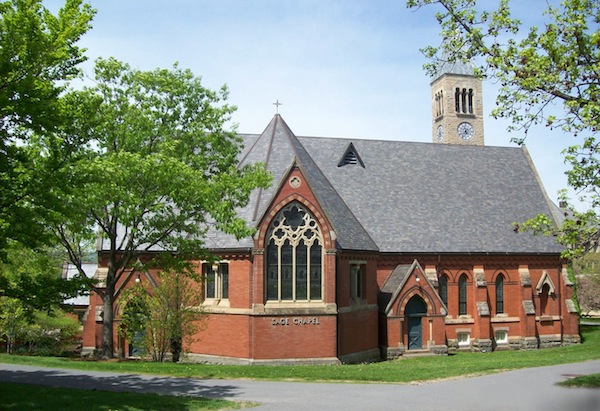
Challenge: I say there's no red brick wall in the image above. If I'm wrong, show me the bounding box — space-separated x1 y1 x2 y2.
188 314 251 358
338 310 378 355
252 315 337 359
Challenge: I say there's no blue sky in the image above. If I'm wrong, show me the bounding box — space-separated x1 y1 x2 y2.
47 0 581 208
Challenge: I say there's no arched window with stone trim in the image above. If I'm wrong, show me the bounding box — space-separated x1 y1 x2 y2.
266 202 323 302
495 274 504 315
458 274 468 315
461 88 467 113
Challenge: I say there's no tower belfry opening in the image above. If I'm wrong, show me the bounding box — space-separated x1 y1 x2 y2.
430 57 484 146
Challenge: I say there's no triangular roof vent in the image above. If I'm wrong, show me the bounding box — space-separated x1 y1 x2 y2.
337 142 365 168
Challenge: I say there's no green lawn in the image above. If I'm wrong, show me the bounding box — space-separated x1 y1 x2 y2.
1 326 599 384
0 382 250 411
559 373 600 389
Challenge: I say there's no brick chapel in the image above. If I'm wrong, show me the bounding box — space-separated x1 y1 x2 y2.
82 61 580 363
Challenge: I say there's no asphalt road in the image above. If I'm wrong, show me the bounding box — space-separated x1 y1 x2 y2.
1 360 600 411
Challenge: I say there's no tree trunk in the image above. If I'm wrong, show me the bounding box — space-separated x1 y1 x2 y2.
171 337 182 362
102 282 115 358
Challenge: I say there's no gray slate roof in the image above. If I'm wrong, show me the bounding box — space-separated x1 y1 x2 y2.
431 54 476 82
216 115 562 254
109 114 562 255
378 264 413 311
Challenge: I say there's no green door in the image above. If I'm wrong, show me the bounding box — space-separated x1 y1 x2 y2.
405 296 427 350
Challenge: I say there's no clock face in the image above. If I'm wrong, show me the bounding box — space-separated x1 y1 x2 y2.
436 125 444 142
457 122 474 140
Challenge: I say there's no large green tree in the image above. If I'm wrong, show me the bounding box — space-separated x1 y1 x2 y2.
0 241 83 311
0 0 94 251
407 0 600 256
53 58 270 358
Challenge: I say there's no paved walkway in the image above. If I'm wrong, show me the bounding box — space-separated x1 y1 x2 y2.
1 360 600 410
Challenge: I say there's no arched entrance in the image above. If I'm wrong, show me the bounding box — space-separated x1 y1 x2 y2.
405 295 427 350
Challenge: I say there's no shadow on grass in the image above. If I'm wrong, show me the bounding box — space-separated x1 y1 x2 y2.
0 365 242 400
0 381 248 411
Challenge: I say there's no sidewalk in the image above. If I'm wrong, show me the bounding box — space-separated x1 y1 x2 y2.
1 360 600 410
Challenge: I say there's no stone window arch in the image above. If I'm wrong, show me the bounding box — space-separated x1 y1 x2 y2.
266 202 323 301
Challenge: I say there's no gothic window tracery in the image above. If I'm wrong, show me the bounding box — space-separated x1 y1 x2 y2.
266 202 323 301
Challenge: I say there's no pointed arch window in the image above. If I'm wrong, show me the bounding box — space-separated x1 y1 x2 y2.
458 274 468 315
266 202 323 302
495 275 504 315
439 275 448 308
540 283 551 315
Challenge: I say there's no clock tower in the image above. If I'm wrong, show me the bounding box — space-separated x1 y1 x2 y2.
431 59 484 146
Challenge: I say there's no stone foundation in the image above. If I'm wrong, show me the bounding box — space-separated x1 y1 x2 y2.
471 338 493 353
381 344 405 360
182 353 341 365
339 348 381 364
563 334 582 345
427 343 449 355
539 334 563 349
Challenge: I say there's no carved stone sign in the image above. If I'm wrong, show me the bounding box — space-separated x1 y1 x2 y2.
271 317 320 326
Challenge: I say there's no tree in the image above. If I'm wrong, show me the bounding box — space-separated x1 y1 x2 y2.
576 274 600 316
0 297 28 353
21 309 80 355
53 58 271 358
407 0 600 257
0 241 84 311
119 262 206 362
0 0 95 252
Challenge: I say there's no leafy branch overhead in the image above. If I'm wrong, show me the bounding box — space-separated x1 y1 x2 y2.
408 0 600 256
0 0 95 252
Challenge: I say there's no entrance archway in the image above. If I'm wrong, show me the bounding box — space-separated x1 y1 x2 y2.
405 295 427 350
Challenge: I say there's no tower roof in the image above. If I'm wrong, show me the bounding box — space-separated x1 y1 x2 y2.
431 58 475 82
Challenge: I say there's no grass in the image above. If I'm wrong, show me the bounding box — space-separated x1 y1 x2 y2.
0 382 249 411
559 373 600 388
1 326 599 384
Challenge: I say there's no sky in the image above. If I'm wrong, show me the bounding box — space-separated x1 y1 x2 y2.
46 0 582 208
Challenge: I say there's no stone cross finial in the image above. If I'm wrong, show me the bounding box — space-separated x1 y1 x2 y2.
273 99 282 114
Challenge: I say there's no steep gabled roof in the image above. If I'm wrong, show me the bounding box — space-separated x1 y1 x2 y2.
206 115 563 255
237 114 378 251
378 260 447 316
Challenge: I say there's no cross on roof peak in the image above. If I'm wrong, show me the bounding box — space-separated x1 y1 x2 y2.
273 99 282 114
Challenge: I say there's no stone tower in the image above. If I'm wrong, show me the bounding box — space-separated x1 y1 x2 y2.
431 59 484 145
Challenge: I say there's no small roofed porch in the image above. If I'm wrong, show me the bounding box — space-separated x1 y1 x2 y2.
378 260 448 359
